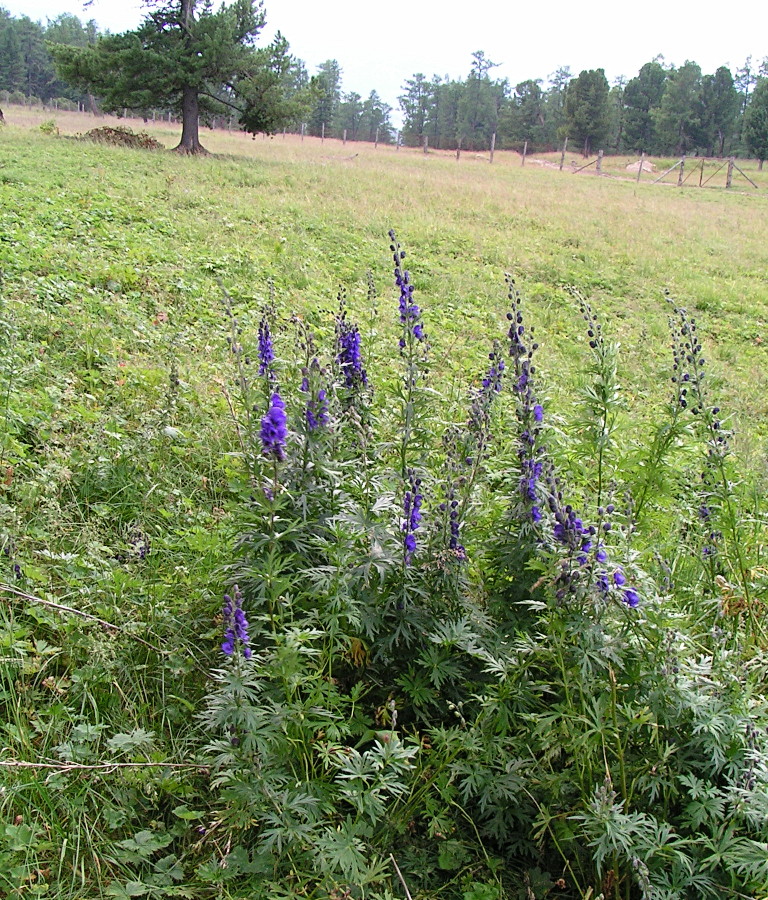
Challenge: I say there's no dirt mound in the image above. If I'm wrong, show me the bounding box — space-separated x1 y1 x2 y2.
626 159 656 173
82 126 164 151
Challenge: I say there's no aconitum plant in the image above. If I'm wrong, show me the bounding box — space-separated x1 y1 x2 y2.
506 277 640 609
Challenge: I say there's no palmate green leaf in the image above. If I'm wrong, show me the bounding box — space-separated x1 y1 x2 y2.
314 818 369 881
107 728 156 754
115 830 173 862
105 882 150 899
151 854 185 883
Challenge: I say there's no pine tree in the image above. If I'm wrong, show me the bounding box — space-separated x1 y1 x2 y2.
623 61 666 153
399 73 432 146
744 78 768 168
308 59 342 137
565 68 610 156
700 66 739 157
456 51 504 151
48 0 281 154
653 61 703 155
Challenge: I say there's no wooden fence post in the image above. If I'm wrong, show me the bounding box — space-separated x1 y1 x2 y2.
677 155 685 187
636 152 644 183
321 122 325 143
456 138 462 161
559 137 568 171
301 123 305 142
343 128 347 145
726 156 734 189
522 140 527 166
375 127 379 148
597 149 603 175
423 134 428 154
490 132 496 164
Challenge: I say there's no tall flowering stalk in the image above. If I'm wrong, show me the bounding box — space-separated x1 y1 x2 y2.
671 305 759 637
389 231 429 573
440 345 506 563
219 284 287 490
221 585 252 660
633 298 694 521
257 314 275 377
389 230 427 468
335 290 368 396
402 469 423 566
507 278 639 609
506 275 546 528
570 289 621 510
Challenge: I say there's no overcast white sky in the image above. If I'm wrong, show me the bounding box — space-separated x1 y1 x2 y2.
6 0 768 118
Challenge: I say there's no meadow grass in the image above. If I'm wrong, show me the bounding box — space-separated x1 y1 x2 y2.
1 107 768 899
4 107 768 411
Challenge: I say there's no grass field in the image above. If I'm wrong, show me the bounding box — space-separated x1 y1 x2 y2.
2 106 768 899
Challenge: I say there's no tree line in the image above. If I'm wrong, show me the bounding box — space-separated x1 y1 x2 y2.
399 52 768 163
0 7 98 109
1 3 767 163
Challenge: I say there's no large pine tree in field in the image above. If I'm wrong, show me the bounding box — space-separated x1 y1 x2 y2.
49 0 292 154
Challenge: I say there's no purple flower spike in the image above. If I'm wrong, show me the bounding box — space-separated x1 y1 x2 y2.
337 319 367 389
261 390 288 460
221 585 251 659
390 230 426 343
257 316 274 376
402 469 424 565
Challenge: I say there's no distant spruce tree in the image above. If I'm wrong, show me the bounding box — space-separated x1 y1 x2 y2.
700 66 740 156
456 51 504 151
623 60 667 153
652 60 704 155
565 68 611 155
507 79 547 147
308 59 342 137
744 78 768 168
399 72 432 146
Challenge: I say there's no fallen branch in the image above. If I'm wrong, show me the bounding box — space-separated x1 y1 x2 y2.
0 583 165 654
0 759 206 772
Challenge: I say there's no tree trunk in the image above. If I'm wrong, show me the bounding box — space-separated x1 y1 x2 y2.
760 158 765 171
173 0 207 155
174 84 207 154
